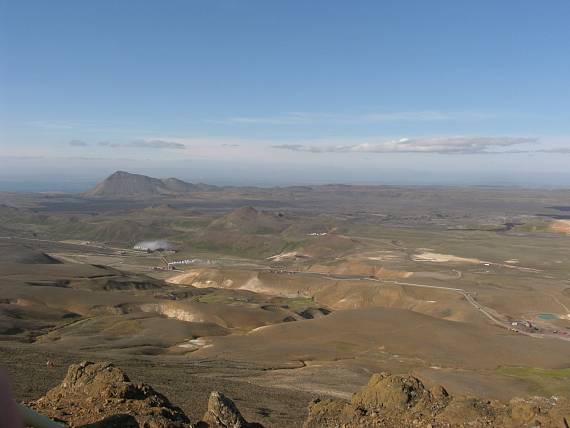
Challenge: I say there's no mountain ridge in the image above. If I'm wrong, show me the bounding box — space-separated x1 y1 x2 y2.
83 171 218 198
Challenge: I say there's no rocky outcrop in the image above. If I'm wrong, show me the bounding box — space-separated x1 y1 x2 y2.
29 363 570 428
304 372 570 428
32 361 191 427
197 391 261 428
31 361 264 428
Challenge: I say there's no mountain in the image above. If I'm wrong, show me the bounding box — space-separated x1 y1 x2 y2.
83 171 218 198
160 177 197 193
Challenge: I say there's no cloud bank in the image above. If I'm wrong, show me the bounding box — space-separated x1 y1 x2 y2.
273 137 540 155
536 147 570 154
99 139 185 149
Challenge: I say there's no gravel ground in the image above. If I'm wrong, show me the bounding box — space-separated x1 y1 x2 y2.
0 343 314 427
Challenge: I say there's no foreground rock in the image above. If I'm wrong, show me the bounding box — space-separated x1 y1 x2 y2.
29 362 570 427
32 361 191 427
304 372 570 428
31 361 264 428
197 391 262 427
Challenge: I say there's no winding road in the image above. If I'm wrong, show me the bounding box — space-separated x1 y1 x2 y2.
259 268 570 341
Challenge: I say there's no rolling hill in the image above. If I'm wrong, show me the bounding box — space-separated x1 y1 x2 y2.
207 206 290 234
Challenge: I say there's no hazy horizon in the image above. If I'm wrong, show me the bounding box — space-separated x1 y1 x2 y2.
3 167 570 193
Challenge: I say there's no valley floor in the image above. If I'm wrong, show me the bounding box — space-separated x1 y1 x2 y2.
1 186 570 426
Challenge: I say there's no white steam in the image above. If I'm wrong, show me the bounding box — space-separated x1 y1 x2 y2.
133 240 175 251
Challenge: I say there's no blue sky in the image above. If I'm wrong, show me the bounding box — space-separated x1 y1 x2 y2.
1 0 569 187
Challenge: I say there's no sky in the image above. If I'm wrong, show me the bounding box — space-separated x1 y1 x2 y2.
1 0 570 188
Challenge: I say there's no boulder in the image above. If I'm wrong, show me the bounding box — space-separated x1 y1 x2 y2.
32 361 191 428
197 391 262 428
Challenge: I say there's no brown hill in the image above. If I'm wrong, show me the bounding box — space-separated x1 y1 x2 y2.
0 241 61 264
207 207 289 234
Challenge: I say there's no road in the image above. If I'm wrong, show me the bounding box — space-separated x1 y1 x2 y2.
259 268 570 341
0 235 138 255
280 269 505 325
3 234 567 341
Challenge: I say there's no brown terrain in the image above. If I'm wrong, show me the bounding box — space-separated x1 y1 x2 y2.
549 220 570 235
1 171 570 426
25 360 570 428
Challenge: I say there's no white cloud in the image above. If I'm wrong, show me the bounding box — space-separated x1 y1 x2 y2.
273 137 539 154
215 112 317 125
26 120 153 134
28 120 77 130
128 139 186 149
536 147 570 154
99 139 186 149
211 110 494 125
358 110 480 123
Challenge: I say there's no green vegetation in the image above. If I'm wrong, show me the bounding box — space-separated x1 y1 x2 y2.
285 296 315 310
192 293 237 304
495 366 570 396
496 366 570 378
330 341 359 353
512 221 550 233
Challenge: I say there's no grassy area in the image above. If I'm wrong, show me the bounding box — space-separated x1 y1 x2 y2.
285 296 315 310
495 366 570 396
330 341 359 353
192 293 236 304
496 366 570 379
512 221 550 233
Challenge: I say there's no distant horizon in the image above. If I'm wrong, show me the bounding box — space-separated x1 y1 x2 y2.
2 168 570 193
